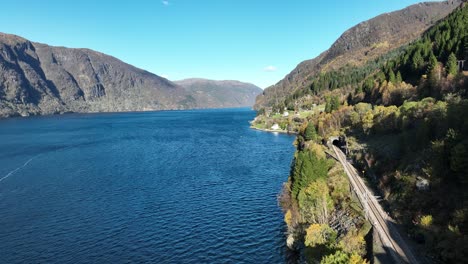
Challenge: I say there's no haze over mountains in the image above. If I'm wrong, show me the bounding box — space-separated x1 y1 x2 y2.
0 33 262 118
254 0 462 109
175 78 262 108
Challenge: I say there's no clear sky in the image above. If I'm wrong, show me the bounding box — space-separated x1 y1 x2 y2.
0 0 442 88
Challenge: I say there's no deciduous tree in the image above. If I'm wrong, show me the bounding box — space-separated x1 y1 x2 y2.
305 223 337 247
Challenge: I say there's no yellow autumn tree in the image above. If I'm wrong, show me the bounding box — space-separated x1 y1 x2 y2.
327 165 350 205
361 110 374 134
320 251 369 264
349 253 370 264
420 215 433 227
305 224 337 247
339 228 366 256
298 179 333 224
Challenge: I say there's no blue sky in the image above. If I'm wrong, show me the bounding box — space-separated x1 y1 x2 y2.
0 0 442 88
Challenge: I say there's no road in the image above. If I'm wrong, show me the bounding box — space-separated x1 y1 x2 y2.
331 145 419 264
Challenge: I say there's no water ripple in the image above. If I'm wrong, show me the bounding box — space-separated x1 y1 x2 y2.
0 109 295 263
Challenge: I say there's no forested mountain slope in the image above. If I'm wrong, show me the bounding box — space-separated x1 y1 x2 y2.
259 3 468 263
254 0 462 110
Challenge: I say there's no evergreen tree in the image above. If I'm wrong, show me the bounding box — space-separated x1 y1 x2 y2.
396 71 403 84
304 122 318 141
388 70 396 83
291 148 329 199
446 52 458 76
427 53 439 74
325 97 332 113
427 53 441 88
412 50 424 71
362 78 374 94
331 96 340 112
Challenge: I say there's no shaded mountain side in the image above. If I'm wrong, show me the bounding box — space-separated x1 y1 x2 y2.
255 0 462 110
0 33 261 118
175 78 262 108
0 33 195 118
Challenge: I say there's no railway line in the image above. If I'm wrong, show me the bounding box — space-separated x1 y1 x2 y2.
331 145 419 264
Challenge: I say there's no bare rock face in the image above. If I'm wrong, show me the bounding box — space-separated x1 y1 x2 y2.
254 0 462 109
0 33 193 117
0 33 261 118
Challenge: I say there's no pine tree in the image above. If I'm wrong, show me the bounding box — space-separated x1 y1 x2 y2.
396 71 403 84
427 53 441 85
331 96 340 111
388 70 396 83
446 52 458 76
412 50 424 71
304 122 317 141
427 53 439 74
362 78 374 94
325 97 332 113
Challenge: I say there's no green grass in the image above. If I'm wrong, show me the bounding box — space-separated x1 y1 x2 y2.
298 104 325 118
252 123 266 129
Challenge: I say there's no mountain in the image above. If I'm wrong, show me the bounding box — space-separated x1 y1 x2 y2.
254 0 462 110
253 3 467 263
0 33 261 118
175 78 262 108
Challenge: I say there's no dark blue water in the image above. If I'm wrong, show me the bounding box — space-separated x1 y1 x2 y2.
0 109 295 263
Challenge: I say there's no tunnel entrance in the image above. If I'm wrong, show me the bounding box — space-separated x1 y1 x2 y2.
332 139 340 146
332 136 348 155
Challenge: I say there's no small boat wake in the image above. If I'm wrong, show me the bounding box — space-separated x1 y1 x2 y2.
0 156 38 183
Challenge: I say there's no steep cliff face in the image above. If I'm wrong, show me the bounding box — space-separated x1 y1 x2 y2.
255 0 462 109
175 78 262 108
0 33 261 118
0 33 195 117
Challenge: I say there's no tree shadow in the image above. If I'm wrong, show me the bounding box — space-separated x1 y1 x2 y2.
375 245 401 264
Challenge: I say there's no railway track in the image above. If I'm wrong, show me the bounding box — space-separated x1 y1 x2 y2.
332 145 419 264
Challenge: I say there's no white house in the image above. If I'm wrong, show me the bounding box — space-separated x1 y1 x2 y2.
271 123 280 130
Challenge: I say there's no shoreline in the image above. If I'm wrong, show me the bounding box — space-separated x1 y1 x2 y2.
250 126 298 135
0 107 255 120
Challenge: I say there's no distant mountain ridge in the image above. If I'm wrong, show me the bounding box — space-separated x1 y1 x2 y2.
254 0 462 109
175 78 262 108
0 33 261 118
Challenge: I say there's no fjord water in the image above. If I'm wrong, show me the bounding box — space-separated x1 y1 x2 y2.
0 109 295 263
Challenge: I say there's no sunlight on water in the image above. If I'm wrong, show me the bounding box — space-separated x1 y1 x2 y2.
0 109 295 263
